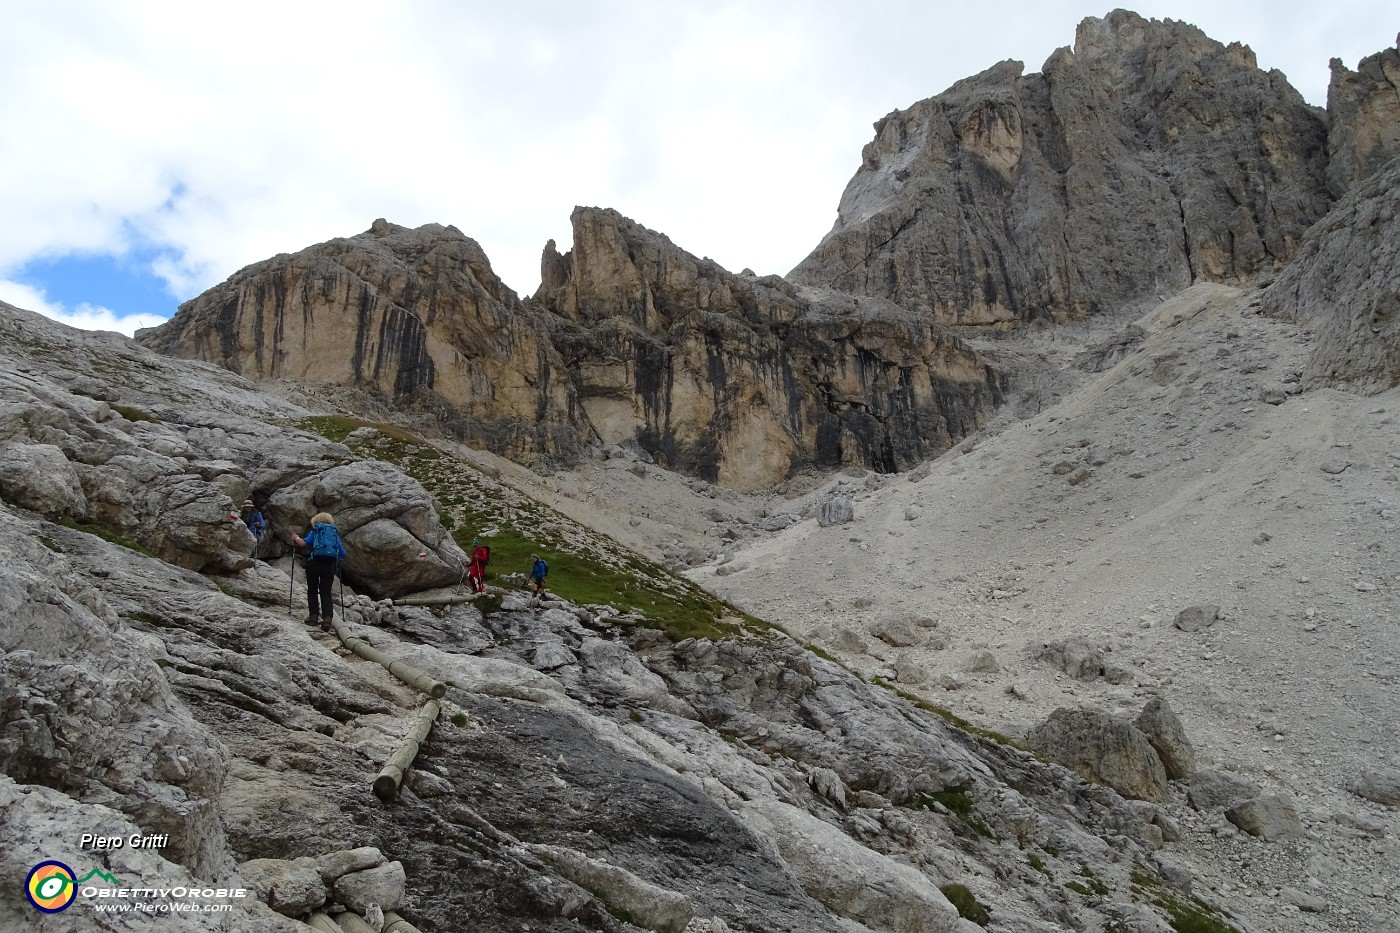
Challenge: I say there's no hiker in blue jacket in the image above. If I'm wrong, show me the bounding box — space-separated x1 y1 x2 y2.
240 500 265 557
529 553 548 596
291 511 347 629
240 500 265 538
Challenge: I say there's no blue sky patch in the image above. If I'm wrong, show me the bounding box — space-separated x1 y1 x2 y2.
18 252 181 323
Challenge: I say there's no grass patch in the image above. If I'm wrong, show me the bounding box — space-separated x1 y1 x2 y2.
38 536 61 552
57 516 148 554
1027 852 1054 880
1131 869 1241 933
111 404 157 423
450 517 750 642
796 638 839 663
296 414 422 445
872 679 1023 749
911 786 995 839
450 712 468 727
939 883 990 926
1075 866 1109 896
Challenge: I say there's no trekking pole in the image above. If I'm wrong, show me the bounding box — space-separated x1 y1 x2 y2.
338 562 345 621
287 539 296 618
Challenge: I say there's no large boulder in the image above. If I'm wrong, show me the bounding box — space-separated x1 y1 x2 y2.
0 442 87 518
1350 769 1400 807
1033 636 1128 682
240 856 329 916
266 460 468 598
334 860 406 914
1026 708 1168 802
1172 605 1219 633
529 845 693 933
1134 698 1196 780
740 797 962 933
81 452 256 574
0 776 301 932
1225 795 1306 841
818 495 855 527
1185 770 1259 812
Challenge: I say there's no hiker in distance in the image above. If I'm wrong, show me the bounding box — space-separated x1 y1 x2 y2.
240 500 265 555
291 511 347 629
529 552 548 596
467 539 490 594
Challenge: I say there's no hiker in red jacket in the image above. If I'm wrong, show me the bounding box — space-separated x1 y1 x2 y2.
467 539 490 594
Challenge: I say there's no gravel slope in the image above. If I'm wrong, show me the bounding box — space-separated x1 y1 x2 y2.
499 282 1399 932
681 284 1400 932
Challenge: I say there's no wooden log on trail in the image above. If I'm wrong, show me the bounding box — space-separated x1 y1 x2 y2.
330 621 448 699
373 698 441 801
306 913 345 933
332 912 378 933
383 912 425 933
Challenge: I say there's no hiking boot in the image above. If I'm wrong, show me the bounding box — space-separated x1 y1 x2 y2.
321 616 333 631
304 613 320 626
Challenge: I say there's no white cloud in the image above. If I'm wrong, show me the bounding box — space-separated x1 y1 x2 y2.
0 280 165 338
0 0 1394 315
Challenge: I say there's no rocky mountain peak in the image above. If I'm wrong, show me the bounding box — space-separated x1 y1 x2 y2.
533 205 1001 487
1326 38 1400 196
791 12 1331 326
139 204 1002 489
133 18 1399 491
136 219 578 464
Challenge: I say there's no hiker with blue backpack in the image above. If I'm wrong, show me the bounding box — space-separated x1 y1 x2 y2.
529 553 548 596
291 511 347 629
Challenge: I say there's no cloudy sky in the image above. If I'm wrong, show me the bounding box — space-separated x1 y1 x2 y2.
1 1 1392 336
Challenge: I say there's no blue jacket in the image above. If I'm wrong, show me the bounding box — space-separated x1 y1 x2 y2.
531 558 548 580
242 510 265 537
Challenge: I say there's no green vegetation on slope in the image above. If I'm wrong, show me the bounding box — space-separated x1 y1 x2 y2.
296 415 761 642
57 516 148 554
1131 869 1242 933
939 883 990 925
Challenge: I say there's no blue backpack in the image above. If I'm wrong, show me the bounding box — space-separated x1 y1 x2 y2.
308 523 346 560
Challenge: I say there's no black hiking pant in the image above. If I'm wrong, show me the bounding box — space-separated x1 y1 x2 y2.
305 556 337 620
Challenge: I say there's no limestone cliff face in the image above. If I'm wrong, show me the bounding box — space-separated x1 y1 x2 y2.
137 219 581 464
1262 37 1400 395
142 212 1001 489
790 11 1332 325
1264 161 1400 394
1326 38 1400 197
536 207 1002 488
